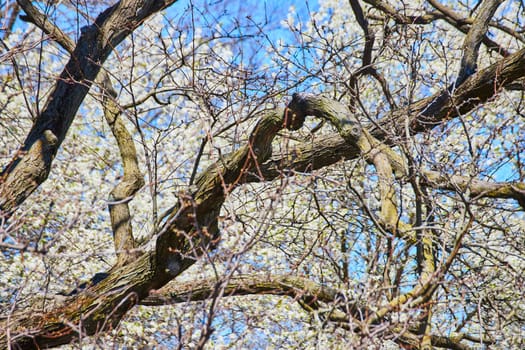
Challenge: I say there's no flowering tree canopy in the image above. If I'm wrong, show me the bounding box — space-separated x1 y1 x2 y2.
1 0 524 349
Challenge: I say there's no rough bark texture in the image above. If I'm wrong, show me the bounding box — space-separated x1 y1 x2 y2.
1 252 160 349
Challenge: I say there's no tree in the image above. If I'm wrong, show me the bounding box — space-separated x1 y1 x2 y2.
1 0 524 348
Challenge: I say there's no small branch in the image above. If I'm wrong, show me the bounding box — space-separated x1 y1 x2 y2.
355 129 414 240
421 172 525 210
141 274 477 350
427 0 511 57
456 0 504 85
1 2 20 39
349 0 373 66
366 10 446 25
100 73 145 267
365 0 511 57
348 0 397 110
363 0 421 25
16 0 75 54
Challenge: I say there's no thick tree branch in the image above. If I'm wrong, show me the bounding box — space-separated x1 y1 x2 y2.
141 274 343 306
1 252 160 349
154 107 293 281
1 1 522 348
355 130 413 236
456 0 504 85
350 128 436 349
256 126 525 210
0 104 299 349
356 127 525 209
16 0 148 274
250 47 525 185
2 79 520 347
255 138 525 212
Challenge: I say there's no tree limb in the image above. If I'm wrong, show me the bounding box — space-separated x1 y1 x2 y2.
456 0 504 85
16 0 76 54
0 104 298 349
140 274 481 350
140 274 344 306
16 0 147 273
101 74 145 267
426 0 511 57
249 47 525 185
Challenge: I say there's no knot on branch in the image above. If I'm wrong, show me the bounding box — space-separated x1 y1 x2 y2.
284 93 310 130
41 129 59 155
340 123 362 145
58 272 110 296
